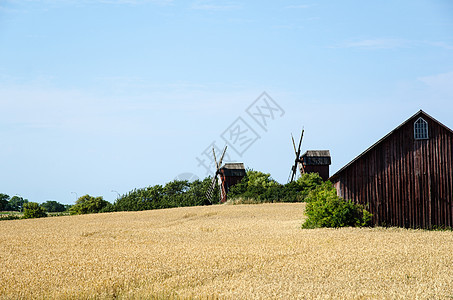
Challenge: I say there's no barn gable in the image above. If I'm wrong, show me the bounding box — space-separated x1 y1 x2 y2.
329 110 453 229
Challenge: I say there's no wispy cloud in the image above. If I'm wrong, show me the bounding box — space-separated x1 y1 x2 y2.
191 0 242 11
418 71 453 96
285 4 311 9
3 0 173 6
335 38 453 51
94 0 173 5
424 41 453 50
338 38 410 50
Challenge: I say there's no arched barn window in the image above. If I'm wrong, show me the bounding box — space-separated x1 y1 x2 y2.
414 117 429 140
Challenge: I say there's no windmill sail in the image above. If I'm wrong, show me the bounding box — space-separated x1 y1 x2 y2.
205 145 228 204
289 129 304 183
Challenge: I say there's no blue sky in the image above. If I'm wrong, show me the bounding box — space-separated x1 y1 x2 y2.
1 0 452 204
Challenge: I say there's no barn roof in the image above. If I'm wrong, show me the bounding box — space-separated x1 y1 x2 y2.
329 110 453 182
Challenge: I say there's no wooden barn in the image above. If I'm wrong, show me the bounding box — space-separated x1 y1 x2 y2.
329 110 453 229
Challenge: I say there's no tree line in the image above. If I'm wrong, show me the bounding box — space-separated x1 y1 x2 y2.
0 195 69 212
1 170 372 228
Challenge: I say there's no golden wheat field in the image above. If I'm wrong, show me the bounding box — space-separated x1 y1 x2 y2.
1 203 453 299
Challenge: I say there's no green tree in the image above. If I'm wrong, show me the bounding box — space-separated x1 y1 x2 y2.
69 195 110 215
113 178 213 212
23 202 48 219
186 177 213 206
162 180 191 207
0 193 10 211
280 173 324 202
41 200 66 212
7 196 29 212
228 169 280 201
114 185 164 211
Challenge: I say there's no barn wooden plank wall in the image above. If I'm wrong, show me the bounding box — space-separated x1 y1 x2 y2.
331 112 453 229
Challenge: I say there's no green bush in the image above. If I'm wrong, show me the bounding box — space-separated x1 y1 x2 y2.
99 203 115 213
228 169 280 202
6 196 28 212
0 193 9 211
302 182 372 228
70 195 110 215
113 178 213 212
23 202 48 219
228 171 324 203
41 200 66 212
279 173 324 202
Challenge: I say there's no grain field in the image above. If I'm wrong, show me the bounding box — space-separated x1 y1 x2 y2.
1 203 453 299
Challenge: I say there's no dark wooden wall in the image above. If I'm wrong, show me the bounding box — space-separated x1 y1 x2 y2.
303 165 330 181
223 175 244 193
331 112 453 228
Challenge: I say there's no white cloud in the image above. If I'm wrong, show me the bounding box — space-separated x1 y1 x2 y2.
338 38 410 49
336 38 453 51
285 4 311 9
418 71 453 96
191 0 242 11
425 41 453 50
94 0 173 5
0 79 259 138
3 0 173 6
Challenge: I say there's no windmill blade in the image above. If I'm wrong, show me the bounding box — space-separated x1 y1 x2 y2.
217 146 228 203
289 128 305 183
206 146 228 204
212 147 219 169
290 162 297 182
291 133 297 156
218 173 226 203
205 175 217 203
299 161 305 175
218 146 228 168
297 129 305 176
297 129 304 155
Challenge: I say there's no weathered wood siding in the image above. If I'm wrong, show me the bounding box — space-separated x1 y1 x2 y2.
303 165 330 181
331 111 453 228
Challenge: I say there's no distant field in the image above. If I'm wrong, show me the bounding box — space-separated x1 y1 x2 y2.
1 203 452 299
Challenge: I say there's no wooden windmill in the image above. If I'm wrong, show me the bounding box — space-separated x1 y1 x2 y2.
288 129 305 183
205 146 228 204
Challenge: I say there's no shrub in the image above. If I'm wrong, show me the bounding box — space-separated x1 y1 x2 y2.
228 169 280 202
70 195 110 215
113 178 213 212
41 200 66 212
23 202 48 219
0 193 9 211
7 196 28 212
279 173 324 202
302 182 372 228
228 171 324 203
99 203 116 213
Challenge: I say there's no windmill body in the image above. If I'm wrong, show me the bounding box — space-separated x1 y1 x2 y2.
300 150 331 181
288 129 331 182
205 147 246 204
